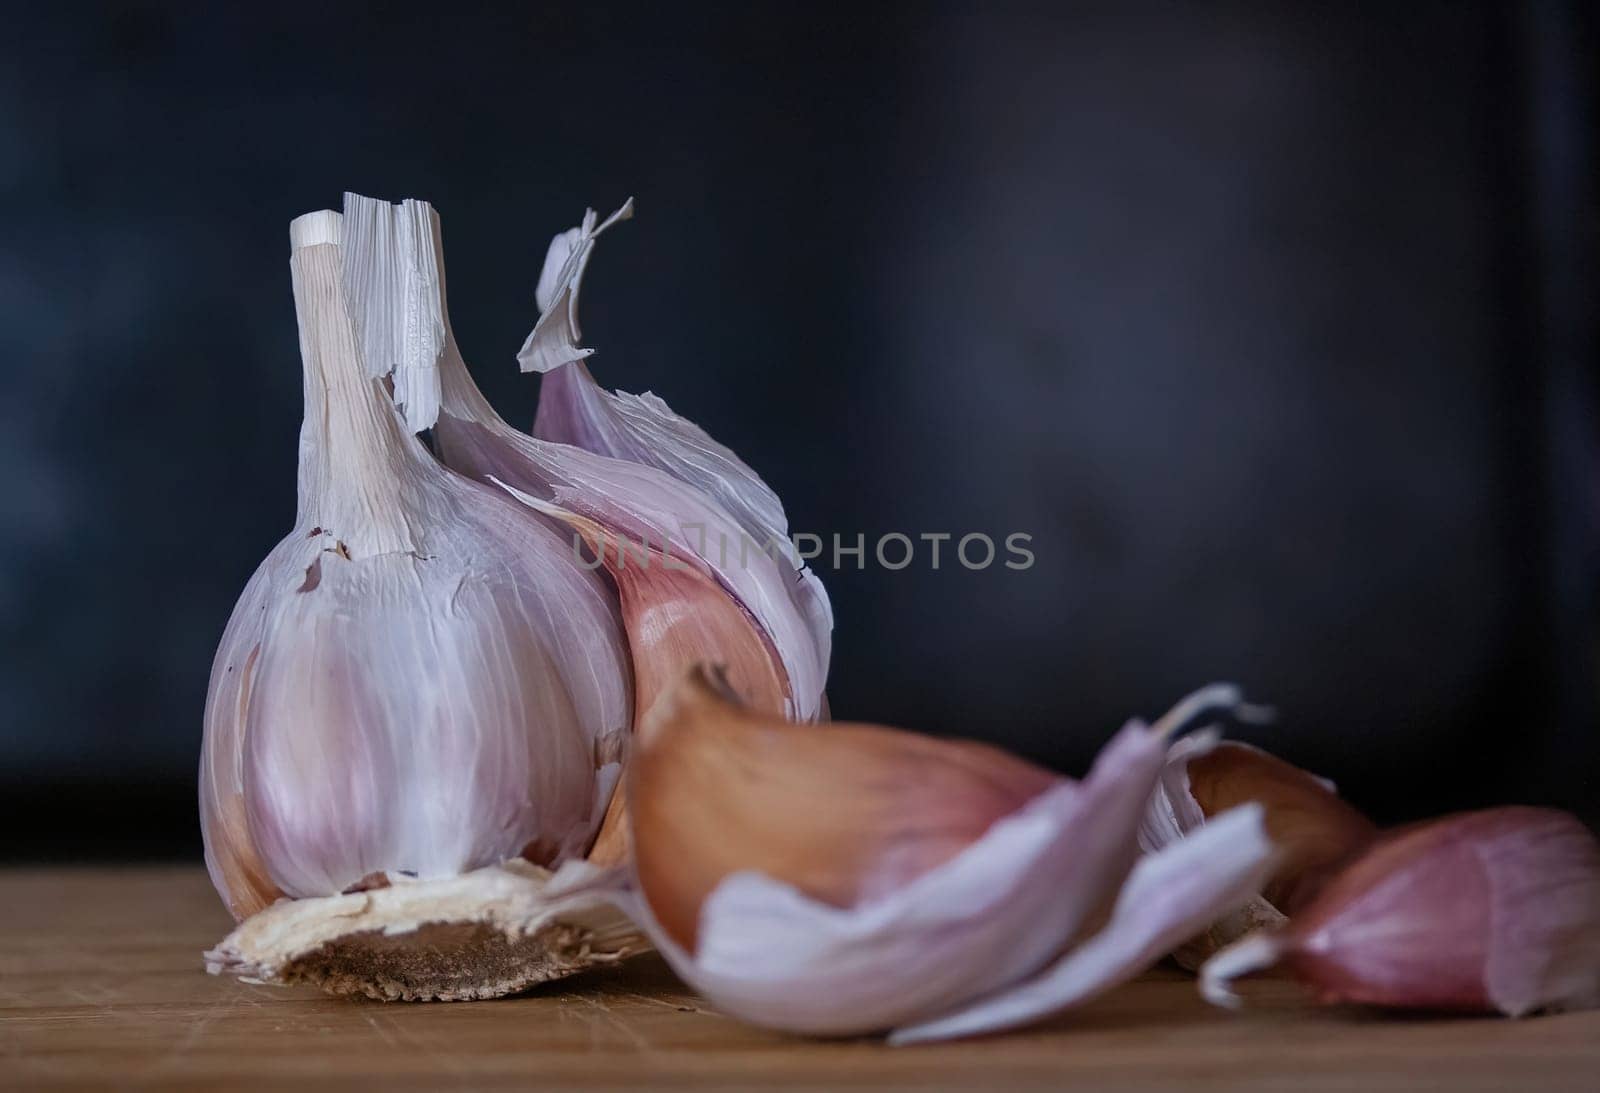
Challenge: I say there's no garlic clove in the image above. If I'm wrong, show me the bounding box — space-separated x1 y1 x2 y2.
1200 806 1600 1015
522 205 833 682
1185 742 1375 912
501 499 793 867
1141 735 1375 967
515 504 791 723
616 671 1269 1035
630 667 1059 953
891 804 1274 1043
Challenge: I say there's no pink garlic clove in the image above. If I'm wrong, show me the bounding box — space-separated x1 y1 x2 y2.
1185 742 1376 913
607 673 1273 1038
1201 806 1600 1015
629 666 1059 952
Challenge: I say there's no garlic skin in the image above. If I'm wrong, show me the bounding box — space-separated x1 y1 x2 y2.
1141 736 1375 967
199 212 632 922
522 204 833 679
1201 806 1600 1016
608 670 1274 1039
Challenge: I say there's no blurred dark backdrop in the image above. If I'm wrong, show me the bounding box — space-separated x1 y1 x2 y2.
2 1 1595 860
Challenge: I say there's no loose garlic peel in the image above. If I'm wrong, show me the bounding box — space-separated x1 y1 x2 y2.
199 209 642 999
1140 736 1375 969
612 671 1275 1039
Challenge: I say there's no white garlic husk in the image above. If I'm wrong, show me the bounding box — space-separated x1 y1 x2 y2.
199 210 641 999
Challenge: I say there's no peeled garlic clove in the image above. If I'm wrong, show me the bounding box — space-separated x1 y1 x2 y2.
343 195 829 721
199 210 639 999
1141 735 1375 967
522 204 833 680
1201 806 1600 1015
615 671 1272 1037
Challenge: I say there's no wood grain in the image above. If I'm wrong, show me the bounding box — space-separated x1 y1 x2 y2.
1 866 1595 1091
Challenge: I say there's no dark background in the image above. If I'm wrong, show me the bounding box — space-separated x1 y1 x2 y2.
2 1 1596 860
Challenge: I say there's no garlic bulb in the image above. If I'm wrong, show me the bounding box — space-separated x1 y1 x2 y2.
1201 806 1600 1015
199 210 639 999
594 669 1274 1040
1141 736 1376 967
522 202 833 679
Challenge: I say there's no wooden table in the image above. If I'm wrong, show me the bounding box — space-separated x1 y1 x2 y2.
2 867 1596 1090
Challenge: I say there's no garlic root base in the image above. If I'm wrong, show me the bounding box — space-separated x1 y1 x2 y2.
204 860 648 1001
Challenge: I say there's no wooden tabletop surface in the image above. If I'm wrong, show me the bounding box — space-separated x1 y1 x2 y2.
2 866 1596 1091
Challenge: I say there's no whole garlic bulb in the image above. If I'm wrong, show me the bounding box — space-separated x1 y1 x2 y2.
199 212 632 924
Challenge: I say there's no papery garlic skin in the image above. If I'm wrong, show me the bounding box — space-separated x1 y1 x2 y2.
521 204 833 680
1201 806 1600 1016
611 671 1274 1039
199 213 631 917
